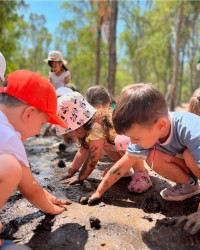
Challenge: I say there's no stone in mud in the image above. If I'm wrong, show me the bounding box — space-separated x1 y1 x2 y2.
57 160 66 168
89 216 101 229
79 196 89 205
58 143 66 151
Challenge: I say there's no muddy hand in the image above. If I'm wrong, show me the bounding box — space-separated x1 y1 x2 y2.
60 173 74 181
51 197 72 206
175 212 200 235
88 193 101 206
62 177 83 185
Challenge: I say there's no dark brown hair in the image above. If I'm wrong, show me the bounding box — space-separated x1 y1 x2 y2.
188 88 200 116
113 83 168 134
79 108 115 149
86 86 112 108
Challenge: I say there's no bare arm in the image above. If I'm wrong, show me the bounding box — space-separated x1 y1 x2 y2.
78 138 104 181
88 154 136 204
64 139 105 185
18 165 71 215
61 146 89 180
64 75 71 84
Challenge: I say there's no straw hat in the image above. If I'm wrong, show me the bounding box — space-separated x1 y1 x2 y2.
56 92 96 135
44 50 67 65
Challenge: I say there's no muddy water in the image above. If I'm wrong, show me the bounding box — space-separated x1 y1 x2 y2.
1 133 200 250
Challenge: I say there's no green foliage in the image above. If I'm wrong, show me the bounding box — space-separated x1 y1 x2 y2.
1 0 200 106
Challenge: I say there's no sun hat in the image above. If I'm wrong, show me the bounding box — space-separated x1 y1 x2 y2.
56 92 96 135
0 51 6 81
0 70 67 128
56 86 73 97
44 50 67 65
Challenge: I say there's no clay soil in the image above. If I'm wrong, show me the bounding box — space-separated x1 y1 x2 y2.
1 123 200 250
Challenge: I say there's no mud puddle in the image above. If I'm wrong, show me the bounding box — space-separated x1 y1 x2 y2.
1 131 200 250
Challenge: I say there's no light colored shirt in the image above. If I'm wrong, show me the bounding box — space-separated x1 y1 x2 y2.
0 111 29 167
50 71 71 89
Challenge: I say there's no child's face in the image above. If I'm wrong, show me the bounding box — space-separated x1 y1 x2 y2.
50 61 62 74
124 123 160 149
22 107 49 141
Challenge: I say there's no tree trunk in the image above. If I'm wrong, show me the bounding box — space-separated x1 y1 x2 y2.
95 14 103 85
169 0 184 111
107 0 118 96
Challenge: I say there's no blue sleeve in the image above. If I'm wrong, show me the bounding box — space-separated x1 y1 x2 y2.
126 144 151 160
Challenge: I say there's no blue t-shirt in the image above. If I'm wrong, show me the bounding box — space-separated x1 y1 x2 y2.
127 112 200 167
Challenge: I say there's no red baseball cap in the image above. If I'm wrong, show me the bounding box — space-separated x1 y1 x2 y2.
0 70 67 128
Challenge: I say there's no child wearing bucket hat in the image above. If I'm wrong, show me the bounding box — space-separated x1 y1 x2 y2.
45 50 71 89
55 92 122 185
55 92 151 190
0 70 71 234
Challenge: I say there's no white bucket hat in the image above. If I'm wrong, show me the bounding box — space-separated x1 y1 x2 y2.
56 92 96 135
44 50 67 65
56 86 73 97
0 51 6 81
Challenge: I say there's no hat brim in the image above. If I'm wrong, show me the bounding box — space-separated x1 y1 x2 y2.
44 59 67 65
48 114 68 128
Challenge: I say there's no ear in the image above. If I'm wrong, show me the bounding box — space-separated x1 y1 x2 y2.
155 117 168 131
21 106 37 123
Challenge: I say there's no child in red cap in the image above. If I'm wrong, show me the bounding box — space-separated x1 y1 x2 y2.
0 70 71 239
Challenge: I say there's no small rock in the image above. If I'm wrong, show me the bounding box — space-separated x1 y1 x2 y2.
58 143 66 151
79 196 89 205
58 160 66 168
89 216 101 229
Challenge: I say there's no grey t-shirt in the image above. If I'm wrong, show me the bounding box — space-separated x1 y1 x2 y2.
127 112 200 167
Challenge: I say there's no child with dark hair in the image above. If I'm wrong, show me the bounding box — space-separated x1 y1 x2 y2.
88 83 200 235
56 92 151 189
86 85 115 109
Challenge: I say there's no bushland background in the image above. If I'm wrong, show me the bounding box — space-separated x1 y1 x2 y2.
1 0 200 109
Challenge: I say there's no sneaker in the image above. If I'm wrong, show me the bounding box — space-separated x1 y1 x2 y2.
128 170 152 193
160 182 200 201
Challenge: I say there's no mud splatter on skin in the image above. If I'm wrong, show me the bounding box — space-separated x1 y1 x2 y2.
109 167 121 176
79 146 100 180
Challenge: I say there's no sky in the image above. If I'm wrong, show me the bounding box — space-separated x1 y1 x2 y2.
24 0 67 34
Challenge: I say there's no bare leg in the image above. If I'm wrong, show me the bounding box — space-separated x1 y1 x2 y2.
146 149 190 183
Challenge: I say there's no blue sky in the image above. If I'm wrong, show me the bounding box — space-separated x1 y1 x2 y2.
24 0 67 34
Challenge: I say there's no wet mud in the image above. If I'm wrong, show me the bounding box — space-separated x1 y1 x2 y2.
1 129 200 249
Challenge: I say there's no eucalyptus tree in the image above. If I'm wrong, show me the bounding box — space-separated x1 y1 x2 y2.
0 0 27 73
56 1 100 93
25 13 52 75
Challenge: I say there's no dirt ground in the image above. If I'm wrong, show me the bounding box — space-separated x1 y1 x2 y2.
1 118 200 250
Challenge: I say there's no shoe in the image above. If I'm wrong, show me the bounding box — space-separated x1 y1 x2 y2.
160 182 200 201
128 170 152 193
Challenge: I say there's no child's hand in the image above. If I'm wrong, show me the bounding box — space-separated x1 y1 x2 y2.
88 192 102 206
50 196 72 206
169 212 200 235
61 177 84 185
60 173 74 181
